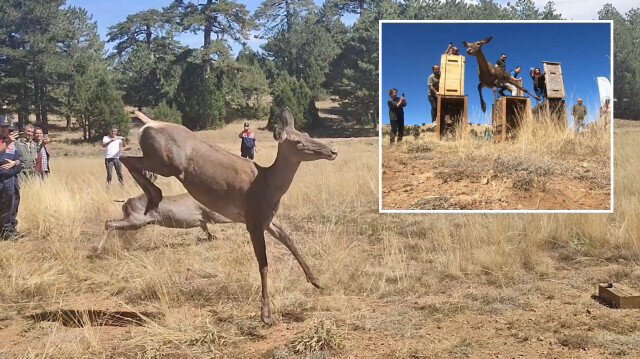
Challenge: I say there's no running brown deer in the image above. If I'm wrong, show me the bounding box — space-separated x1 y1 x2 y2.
120 108 337 324
94 193 234 252
462 36 540 112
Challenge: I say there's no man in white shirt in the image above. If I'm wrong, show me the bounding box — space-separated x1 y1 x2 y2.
102 126 126 185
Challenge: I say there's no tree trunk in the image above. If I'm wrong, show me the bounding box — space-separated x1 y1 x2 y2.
203 0 213 74
40 83 48 133
146 24 152 48
66 114 72 131
285 0 291 33
82 116 87 141
34 77 41 124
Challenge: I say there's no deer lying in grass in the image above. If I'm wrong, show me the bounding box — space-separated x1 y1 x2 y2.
462 36 540 112
94 193 233 252
119 108 337 324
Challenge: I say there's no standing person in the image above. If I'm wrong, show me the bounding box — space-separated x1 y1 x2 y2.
495 53 507 71
494 54 508 97
387 88 407 144
427 65 440 124
529 67 546 104
34 127 51 178
571 98 588 132
16 124 37 178
239 122 257 160
102 126 126 186
0 117 23 240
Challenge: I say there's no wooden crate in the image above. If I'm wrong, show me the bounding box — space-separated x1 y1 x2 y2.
532 98 567 128
436 95 468 140
543 61 565 99
597 283 640 309
439 54 465 96
492 96 531 142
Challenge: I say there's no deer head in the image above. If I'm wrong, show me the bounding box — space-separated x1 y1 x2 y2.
273 108 338 161
462 36 493 56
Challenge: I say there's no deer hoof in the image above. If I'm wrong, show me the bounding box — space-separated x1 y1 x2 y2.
307 276 322 289
261 306 273 325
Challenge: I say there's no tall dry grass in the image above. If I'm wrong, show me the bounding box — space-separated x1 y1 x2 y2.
0 118 636 357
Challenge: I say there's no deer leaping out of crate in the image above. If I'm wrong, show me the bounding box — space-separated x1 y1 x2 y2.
462 36 540 113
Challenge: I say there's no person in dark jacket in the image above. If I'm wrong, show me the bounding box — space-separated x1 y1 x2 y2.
239 122 257 160
529 67 546 104
0 117 23 240
388 88 407 143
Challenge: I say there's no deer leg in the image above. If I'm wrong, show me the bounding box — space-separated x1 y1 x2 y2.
508 79 540 100
120 156 163 215
478 83 486 113
200 221 215 241
267 220 321 289
247 223 272 325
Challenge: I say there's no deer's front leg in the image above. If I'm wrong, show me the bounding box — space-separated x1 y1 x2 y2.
247 222 272 325
267 220 321 289
478 83 487 113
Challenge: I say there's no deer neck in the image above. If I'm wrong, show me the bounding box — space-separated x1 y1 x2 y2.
475 49 492 78
264 144 301 201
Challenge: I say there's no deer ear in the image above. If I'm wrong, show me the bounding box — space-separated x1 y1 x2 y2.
462 41 469 48
273 125 287 142
282 107 295 129
481 36 493 44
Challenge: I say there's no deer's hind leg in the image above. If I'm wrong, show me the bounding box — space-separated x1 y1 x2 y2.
120 156 163 215
508 79 541 100
267 220 321 289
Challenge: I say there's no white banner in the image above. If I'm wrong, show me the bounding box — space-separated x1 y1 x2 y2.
597 77 612 106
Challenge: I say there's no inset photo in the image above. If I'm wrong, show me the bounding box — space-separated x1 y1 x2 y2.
379 21 612 212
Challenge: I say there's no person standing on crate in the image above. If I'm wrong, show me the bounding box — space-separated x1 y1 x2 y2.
444 42 459 55
494 54 509 97
529 67 546 104
388 88 407 144
571 98 588 132
503 66 522 96
427 65 440 124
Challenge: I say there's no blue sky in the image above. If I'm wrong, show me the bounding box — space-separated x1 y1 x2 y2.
381 22 612 126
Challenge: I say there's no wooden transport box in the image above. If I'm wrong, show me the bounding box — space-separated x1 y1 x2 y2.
436 95 468 140
532 98 567 128
439 54 465 96
597 283 640 309
543 61 565 99
492 96 531 142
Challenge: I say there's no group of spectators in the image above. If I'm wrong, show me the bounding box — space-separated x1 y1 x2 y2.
0 117 50 240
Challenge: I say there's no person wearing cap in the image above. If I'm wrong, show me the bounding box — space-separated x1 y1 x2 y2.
0 117 23 240
102 126 126 185
239 122 257 160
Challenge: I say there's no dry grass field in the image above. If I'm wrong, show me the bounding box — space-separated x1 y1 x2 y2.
381 115 611 210
0 114 639 358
